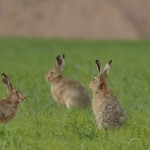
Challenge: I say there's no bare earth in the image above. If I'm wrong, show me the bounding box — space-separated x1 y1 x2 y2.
0 0 150 39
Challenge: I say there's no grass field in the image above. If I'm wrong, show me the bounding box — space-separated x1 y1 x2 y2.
0 38 150 150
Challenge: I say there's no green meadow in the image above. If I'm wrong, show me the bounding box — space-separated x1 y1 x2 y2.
0 38 150 150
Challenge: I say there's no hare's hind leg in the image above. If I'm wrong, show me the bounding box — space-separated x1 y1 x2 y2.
66 100 71 109
65 97 79 109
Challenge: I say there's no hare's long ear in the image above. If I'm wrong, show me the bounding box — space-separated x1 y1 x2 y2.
55 54 65 69
1 73 13 92
95 60 101 75
103 60 112 76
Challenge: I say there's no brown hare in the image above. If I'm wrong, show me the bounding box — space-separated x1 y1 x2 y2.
89 60 127 129
0 73 25 123
45 54 90 109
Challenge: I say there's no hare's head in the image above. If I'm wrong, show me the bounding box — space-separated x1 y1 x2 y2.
2 73 25 103
89 59 112 93
45 54 65 83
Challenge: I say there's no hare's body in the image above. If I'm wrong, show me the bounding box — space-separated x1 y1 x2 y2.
92 90 126 129
51 76 89 108
90 60 127 129
46 54 90 109
0 99 19 123
0 73 25 123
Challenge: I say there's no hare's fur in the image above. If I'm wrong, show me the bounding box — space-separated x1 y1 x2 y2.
0 73 25 123
46 54 90 109
89 60 127 129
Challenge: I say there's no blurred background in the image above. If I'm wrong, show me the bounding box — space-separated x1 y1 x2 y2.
0 0 150 40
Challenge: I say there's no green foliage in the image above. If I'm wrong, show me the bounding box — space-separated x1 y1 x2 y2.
0 38 150 150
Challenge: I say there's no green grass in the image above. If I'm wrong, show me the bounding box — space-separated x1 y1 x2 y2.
0 37 150 150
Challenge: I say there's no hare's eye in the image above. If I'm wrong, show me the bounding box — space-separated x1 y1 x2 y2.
14 90 18 94
92 78 96 81
49 71 52 74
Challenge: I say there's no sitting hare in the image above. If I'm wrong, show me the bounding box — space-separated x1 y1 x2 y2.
0 73 25 123
89 60 127 129
45 54 90 109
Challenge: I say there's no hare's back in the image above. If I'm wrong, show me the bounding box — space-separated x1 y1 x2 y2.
63 79 90 105
61 78 87 93
0 100 18 113
103 95 126 127
0 99 10 110
0 100 18 123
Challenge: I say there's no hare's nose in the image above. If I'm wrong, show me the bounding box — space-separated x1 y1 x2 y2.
21 95 26 100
